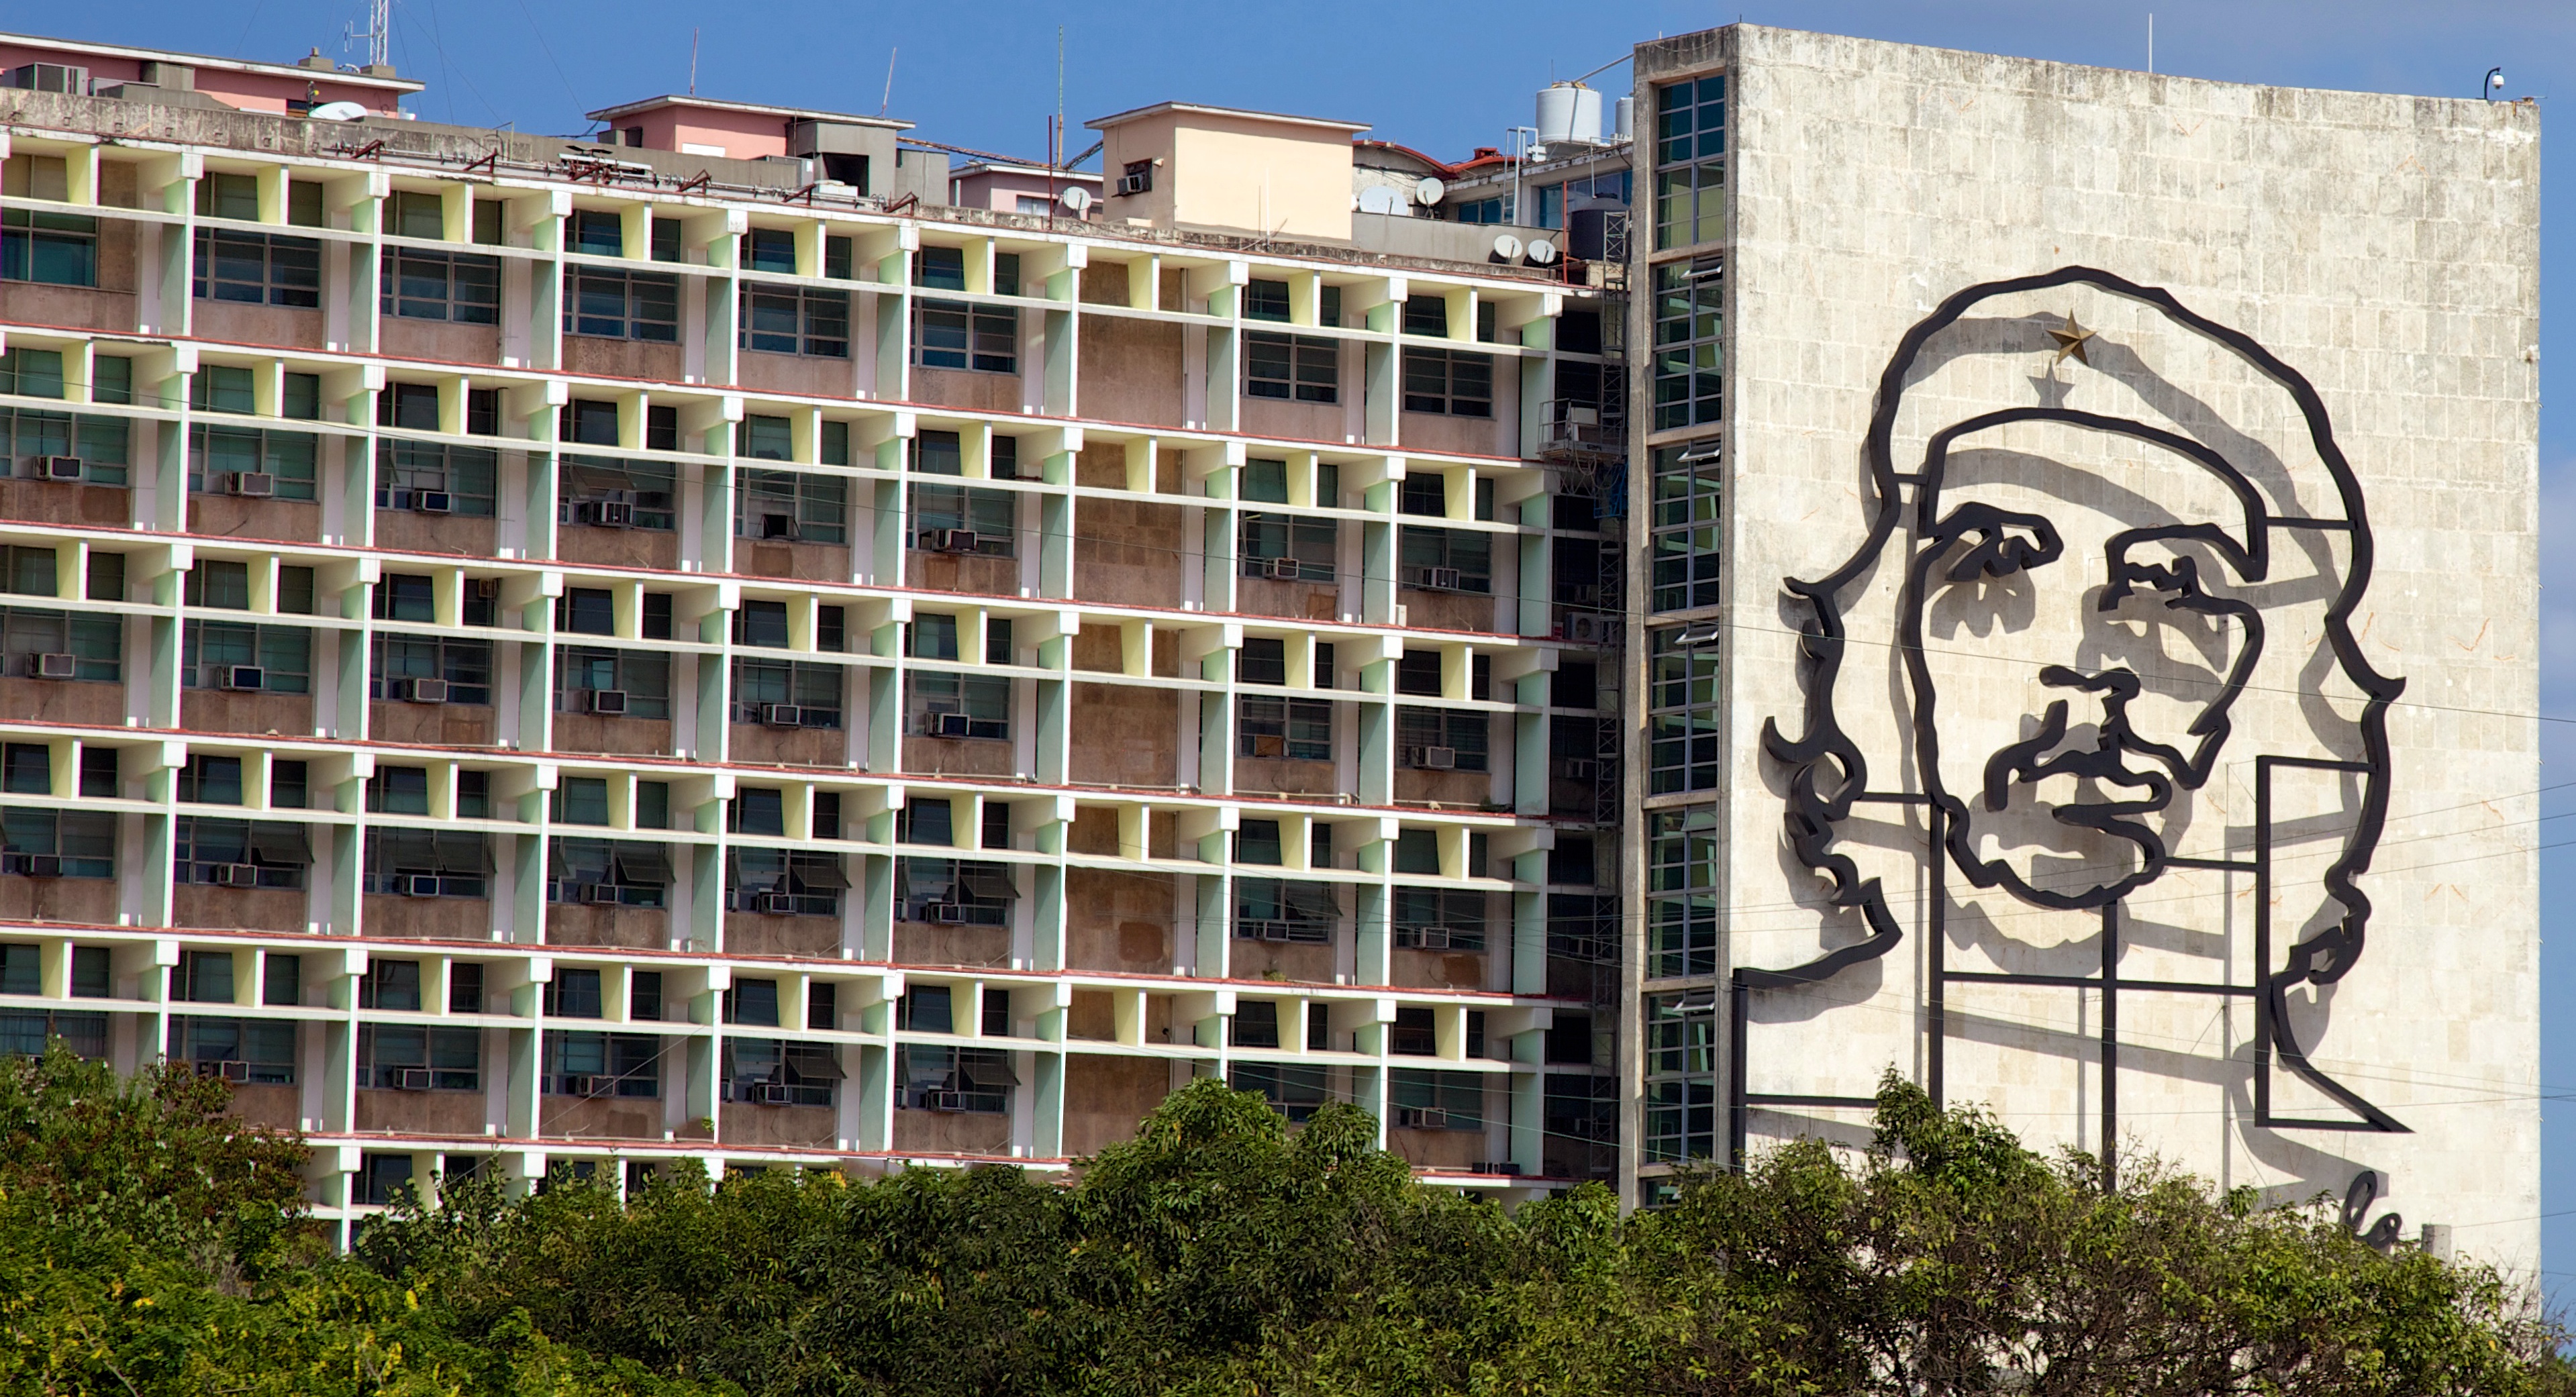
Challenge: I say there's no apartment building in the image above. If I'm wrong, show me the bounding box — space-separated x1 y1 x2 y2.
0 30 1626 1237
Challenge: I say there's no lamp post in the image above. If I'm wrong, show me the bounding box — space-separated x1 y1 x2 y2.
2483 67 2504 101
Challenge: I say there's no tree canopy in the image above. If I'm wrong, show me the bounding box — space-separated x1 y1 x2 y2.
0 1047 2559 1396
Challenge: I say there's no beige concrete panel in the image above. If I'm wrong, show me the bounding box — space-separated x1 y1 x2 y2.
550 712 674 758
901 735 1017 779
183 688 314 737
0 677 128 727
891 1103 1010 1157
555 525 681 570
360 894 493 940
381 317 501 366
720 1101 838 1149
195 301 323 350
354 1087 487 1136
1066 683 1177 788
1076 316 1185 427
172 884 306 933
0 480 132 529
909 366 1019 414
724 913 842 958
560 335 682 383
735 538 850 584
189 495 321 544
1065 866 1174 974
1060 1053 1171 1157
546 902 671 949
1072 495 1183 607
373 510 499 558
370 701 497 747
0 874 115 924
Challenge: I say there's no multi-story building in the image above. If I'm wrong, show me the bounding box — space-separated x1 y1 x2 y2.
0 21 2541 1267
0 30 1628 1237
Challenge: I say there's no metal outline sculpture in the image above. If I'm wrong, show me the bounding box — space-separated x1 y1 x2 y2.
1736 266 2407 1181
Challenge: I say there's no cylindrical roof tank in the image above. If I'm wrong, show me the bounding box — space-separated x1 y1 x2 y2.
1613 95 1634 142
1536 82 1603 146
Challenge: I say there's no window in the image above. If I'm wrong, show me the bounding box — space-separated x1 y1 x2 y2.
729 846 848 916
1650 807 1720 978
366 767 430 815
175 754 243 805
0 405 128 485
0 348 64 399
552 777 611 826
909 483 1016 556
1244 333 1337 403
181 621 310 694
1229 1000 1282 1049
1397 706 1489 772
168 1016 297 1084
1231 1063 1330 1121
906 670 1009 740
263 950 297 1007
1398 526 1492 593
1233 878 1337 943
0 808 110 878
565 268 679 341
1403 297 1453 338
1653 260 1724 431
745 227 797 273
370 633 493 705
1236 695 1330 762
1120 159 1155 195
0 547 55 599
1390 1068 1484 1130
549 838 672 908
571 209 625 257
560 458 679 531
173 949 236 1003
635 972 665 1021
1396 648 1443 695
1648 626 1722 794
913 298 1016 373
184 560 249 609
1 176 95 288
1 743 46 795
1654 74 1727 250
1448 195 1512 225
1645 992 1719 1162
192 227 320 307
0 1005 105 1059
548 968 605 1018
731 658 844 727
899 1043 1013 1113
79 747 117 800
358 1024 481 1090
448 963 485 1014
1403 348 1492 417
895 858 1013 925
364 827 492 898
1394 887 1487 951
725 1038 841 1106
740 285 850 357
544 1031 662 1097
731 787 787 837
1652 442 1723 611
373 573 435 623
188 425 317 501
555 646 669 719
0 607 117 682
380 248 499 323
734 599 791 648
358 960 422 1011
1234 820 1283 866
736 469 849 545
375 439 499 515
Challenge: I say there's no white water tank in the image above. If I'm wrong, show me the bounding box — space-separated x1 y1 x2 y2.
1536 81 1603 147
1613 95 1634 142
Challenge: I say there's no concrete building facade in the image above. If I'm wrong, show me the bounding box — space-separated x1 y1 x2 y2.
0 34 1626 1237
1622 26 2540 1269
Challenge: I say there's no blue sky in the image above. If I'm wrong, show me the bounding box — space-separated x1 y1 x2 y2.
51 0 2576 1299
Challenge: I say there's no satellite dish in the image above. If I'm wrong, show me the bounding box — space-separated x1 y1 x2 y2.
1060 186 1093 214
1414 176 1444 206
1526 237 1558 265
307 100 368 122
1491 234 1524 262
1357 185 1401 216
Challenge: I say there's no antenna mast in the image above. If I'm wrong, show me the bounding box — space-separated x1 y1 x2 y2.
345 0 389 69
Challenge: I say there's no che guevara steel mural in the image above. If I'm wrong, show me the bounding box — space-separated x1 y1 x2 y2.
1742 267 2405 1182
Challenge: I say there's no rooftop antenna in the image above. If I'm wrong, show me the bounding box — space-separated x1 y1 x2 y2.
880 47 898 117
343 0 389 69
689 29 699 96
2146 13 2153 74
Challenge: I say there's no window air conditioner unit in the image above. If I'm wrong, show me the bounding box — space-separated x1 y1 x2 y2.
413 490 454 514
1114 172 1150 197
748 1082 792 1106
924 1089 967 1112
1408 926 1453 951
13 853 62 878
395 1068 434 1092
1250 733 1287 758
212 862 262 888
1473 1161 1524 1176
584 499 634 528
473 577 503 599
1424 566 1463 591
923 900 966 925
928 711 971 739
1265 557 1303 581
1555 758 1597 781
400 677 450 705
560 1074 605 1098
584 688 630 716
1563 613 1609 645
216 1059 252 1084
756 890 799 915
31 455 83 481
760 703 804 728
579 882 622 906
29 652 75 680
760 513 795 541
1414 745 1458 771
400 874 442 897
220 665 264 692
928 528 979 554
1394 1106 1447 1130
225 471 277 498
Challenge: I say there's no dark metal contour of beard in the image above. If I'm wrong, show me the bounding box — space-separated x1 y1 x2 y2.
1948 667 2177 909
